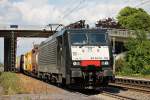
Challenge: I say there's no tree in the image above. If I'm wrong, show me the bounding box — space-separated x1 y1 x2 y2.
117 7 150 31
117 7 150 75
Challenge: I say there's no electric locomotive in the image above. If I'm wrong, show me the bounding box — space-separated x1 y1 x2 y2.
38 27 114 89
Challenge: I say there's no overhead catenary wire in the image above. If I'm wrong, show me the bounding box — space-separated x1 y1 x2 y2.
60 0 77 15
60 0 130 25
135 0 150 7
57 0 77 20
58 0 87 24
17 0 87 54
62 0 86 18
16 24 60 54
104 0 150 19
17 0 150 50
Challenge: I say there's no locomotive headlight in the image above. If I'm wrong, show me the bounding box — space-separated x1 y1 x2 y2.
101 61 109 65
73 61 80 65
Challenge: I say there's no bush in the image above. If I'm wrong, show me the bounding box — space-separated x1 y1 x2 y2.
141 65 150 75
120 65 134 76
124 38 150 74
115 58 126 73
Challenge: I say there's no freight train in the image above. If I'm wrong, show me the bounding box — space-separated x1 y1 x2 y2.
16 45 39 74
16 27 114 89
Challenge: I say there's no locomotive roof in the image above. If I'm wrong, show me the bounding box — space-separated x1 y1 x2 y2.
41 28 108 44
66 28 108 33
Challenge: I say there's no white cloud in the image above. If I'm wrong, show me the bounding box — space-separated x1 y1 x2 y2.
0 0 149 25
17 38 46 56
0 0 8 5
12 0 64 24
0 0 150 63
66 2 127 25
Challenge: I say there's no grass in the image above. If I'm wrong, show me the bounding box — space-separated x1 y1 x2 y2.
0 72 27 95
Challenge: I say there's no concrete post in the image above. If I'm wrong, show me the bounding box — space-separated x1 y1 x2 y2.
112 37 116 74
112 37 115 53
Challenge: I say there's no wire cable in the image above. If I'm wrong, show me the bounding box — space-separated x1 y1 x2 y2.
58 0 86 23
135 0 150 7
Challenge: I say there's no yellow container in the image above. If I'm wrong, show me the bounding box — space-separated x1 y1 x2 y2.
24 51 33 72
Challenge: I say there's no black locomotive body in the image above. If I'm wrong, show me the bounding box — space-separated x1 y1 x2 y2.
37 28 114 89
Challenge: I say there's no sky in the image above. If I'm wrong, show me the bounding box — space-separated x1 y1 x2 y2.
0 0 150 63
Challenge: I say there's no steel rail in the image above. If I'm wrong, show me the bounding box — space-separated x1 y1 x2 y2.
101 91 136 100
110 77 150 93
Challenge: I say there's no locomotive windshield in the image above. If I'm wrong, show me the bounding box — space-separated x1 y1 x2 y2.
88 33 106 44
71 33 87 45
70 32 107 45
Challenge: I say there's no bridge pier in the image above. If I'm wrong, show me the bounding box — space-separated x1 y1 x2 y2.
0 24 57 72
4 31 17 71
111 38 126 54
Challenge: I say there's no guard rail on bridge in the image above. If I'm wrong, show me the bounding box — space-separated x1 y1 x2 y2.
108 29 150 39
0 24 63 31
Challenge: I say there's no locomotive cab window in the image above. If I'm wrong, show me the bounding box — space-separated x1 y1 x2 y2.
88 33 107 44
70 32 107 45
70 33 87 45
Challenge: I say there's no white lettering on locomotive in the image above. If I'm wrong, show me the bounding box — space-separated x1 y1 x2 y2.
71 46 110 60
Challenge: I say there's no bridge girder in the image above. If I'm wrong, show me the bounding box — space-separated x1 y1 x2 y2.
0 25 59 71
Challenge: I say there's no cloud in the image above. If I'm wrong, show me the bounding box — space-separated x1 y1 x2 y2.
0 0 124 25
0 0 8 5
0 0 149 25
17 38 46 56
69 3 127 24
13 0 62 24
0 0 150 63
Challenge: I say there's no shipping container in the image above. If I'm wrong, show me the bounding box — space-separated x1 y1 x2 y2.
24 51 32 72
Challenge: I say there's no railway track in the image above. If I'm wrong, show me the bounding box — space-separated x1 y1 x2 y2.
66 87 136 100
31 75 136 100
110 77 150 93
101 91 136 100
21 73 150 100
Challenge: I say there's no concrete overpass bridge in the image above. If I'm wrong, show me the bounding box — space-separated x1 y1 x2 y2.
108 29 150 54
0 25 149 71
0 24 63 71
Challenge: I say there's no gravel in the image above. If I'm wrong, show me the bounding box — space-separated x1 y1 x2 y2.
1 74 149 100
117 90 150 100
0 74 114 100
0 85 3 95
95 86 150 100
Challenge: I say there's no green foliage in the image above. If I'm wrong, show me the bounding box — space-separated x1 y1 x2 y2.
141 65 150 75
117 7 150 76
0 72 25 95
124 38 150 75
115 58 126 73
115 58 134 76
120 65 134 76
117 7 150 31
